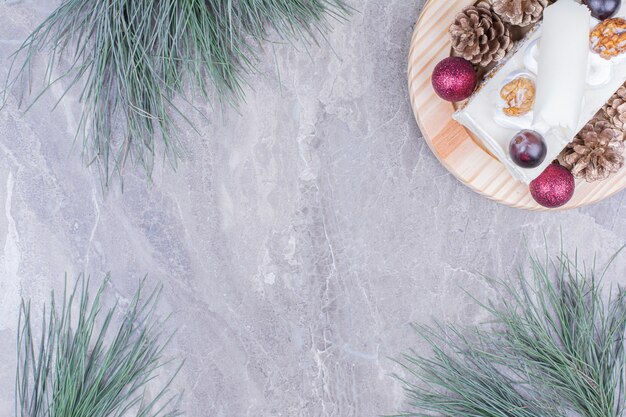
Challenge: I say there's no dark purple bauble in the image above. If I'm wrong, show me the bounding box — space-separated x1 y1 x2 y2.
530 164 575 208
583 0 621 20
509 130 547 168
431 57 477 102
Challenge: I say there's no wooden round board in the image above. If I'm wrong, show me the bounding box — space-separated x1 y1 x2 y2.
408 0 626 210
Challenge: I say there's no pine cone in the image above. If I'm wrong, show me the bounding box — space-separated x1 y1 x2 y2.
602 84 626 131
450 1 514 67
493 0 551 27
558 117 625 182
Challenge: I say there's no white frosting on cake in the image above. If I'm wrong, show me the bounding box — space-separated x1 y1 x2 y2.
453 0 626 184
533 0 590 137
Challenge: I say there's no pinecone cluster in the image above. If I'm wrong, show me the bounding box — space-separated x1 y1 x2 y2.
603 85 626 130
558 116 625 182
493 0 551 27
449 0 553 69
449 1 513 67
558 85 626 182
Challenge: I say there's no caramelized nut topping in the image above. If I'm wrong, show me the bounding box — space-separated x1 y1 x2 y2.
591 18 626 60
500 77 536 117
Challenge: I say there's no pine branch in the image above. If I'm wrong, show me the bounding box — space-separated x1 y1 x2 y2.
395 250 626 417
16 274 182 417
2 0 349 185
394 323 561 417
483 252 626 417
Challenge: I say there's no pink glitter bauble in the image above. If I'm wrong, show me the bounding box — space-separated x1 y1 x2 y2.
431 57 477 102
530 164 575 208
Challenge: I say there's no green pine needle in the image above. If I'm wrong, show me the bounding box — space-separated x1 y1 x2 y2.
395 250 626 417
483 252 626 417
2 0 349 185
394 323 561 417
16 274 182 417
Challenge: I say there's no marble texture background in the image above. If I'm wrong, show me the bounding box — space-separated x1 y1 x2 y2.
1 0 626 416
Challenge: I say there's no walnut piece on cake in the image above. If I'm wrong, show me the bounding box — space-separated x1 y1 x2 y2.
590 18 626 60
500 77 536 116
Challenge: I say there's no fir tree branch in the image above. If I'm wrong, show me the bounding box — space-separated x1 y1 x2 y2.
16 274 182 417
395 250 626 417
2 0 349 185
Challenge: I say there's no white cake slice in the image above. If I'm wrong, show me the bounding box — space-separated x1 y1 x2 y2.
453 0 626 183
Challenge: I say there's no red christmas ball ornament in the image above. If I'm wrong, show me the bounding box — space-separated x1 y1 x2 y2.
431 57 477 102
530 163 575 208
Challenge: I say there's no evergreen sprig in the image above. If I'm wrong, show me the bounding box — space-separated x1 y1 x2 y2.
395 250 626 417
483 252 626 417
16 275 182 417
2 0 348 185
397 324 561 417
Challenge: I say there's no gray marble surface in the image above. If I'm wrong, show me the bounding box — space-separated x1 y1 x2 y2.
1 0 626 416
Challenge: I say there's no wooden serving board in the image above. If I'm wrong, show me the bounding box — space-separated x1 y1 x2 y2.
408 0 626 210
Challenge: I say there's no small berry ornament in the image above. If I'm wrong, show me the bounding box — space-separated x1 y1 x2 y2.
530 163 575 208
431 57 477 102
583 0 621 20
509 130 547 168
